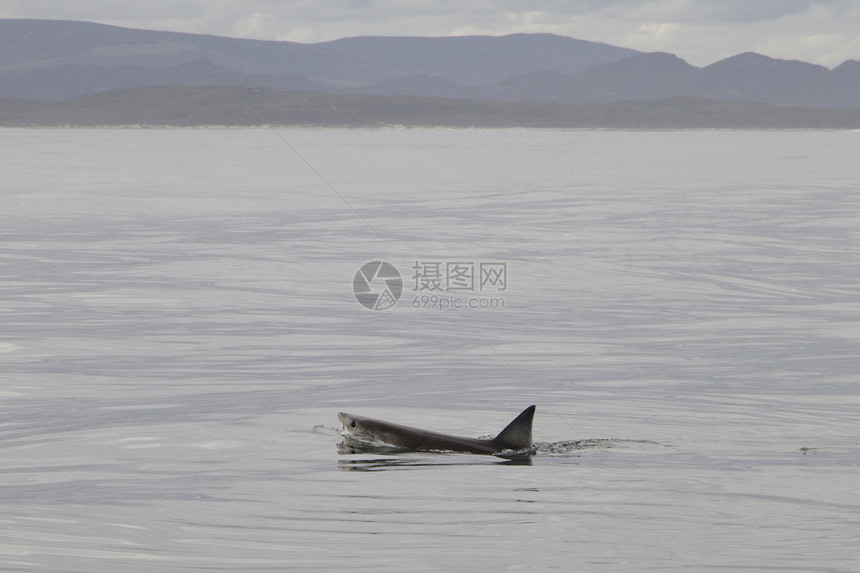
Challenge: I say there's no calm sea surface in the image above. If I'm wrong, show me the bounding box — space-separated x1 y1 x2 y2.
1 128 859 571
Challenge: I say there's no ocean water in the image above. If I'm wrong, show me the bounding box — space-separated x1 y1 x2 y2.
1 127 858 572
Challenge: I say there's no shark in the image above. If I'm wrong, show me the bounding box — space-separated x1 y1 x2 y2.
338 405 535 456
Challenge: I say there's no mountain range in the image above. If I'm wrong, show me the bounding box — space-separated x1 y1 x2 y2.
3 18 859 109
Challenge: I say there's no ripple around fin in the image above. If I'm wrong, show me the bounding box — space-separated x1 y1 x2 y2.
535 439 667 455
494 447 537 459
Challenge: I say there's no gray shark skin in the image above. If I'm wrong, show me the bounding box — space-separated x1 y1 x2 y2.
338 405 535 456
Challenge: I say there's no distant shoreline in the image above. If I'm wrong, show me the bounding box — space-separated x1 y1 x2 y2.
3 86 860 130
3 125 857 132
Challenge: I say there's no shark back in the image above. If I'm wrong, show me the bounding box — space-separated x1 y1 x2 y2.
338 405 536 456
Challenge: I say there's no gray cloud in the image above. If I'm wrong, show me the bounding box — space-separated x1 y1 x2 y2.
2 0 858 66
700 0 830 23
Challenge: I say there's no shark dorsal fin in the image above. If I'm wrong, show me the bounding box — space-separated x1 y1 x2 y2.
493 405 535 450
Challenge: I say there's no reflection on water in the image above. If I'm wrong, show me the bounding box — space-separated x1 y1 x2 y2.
336 436 665 470
337 436 536 468
338 453 534 471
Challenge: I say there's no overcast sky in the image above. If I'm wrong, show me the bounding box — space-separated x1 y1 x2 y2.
3 0 859 67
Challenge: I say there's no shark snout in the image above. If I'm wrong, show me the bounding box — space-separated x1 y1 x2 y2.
338 412 356 430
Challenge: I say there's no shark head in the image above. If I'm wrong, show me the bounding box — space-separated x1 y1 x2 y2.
338 412 392 443
338 412 360 434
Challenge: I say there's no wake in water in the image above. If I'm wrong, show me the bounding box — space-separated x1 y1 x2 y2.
535 439 667 455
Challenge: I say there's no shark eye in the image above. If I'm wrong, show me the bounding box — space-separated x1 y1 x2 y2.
350 421 356 428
